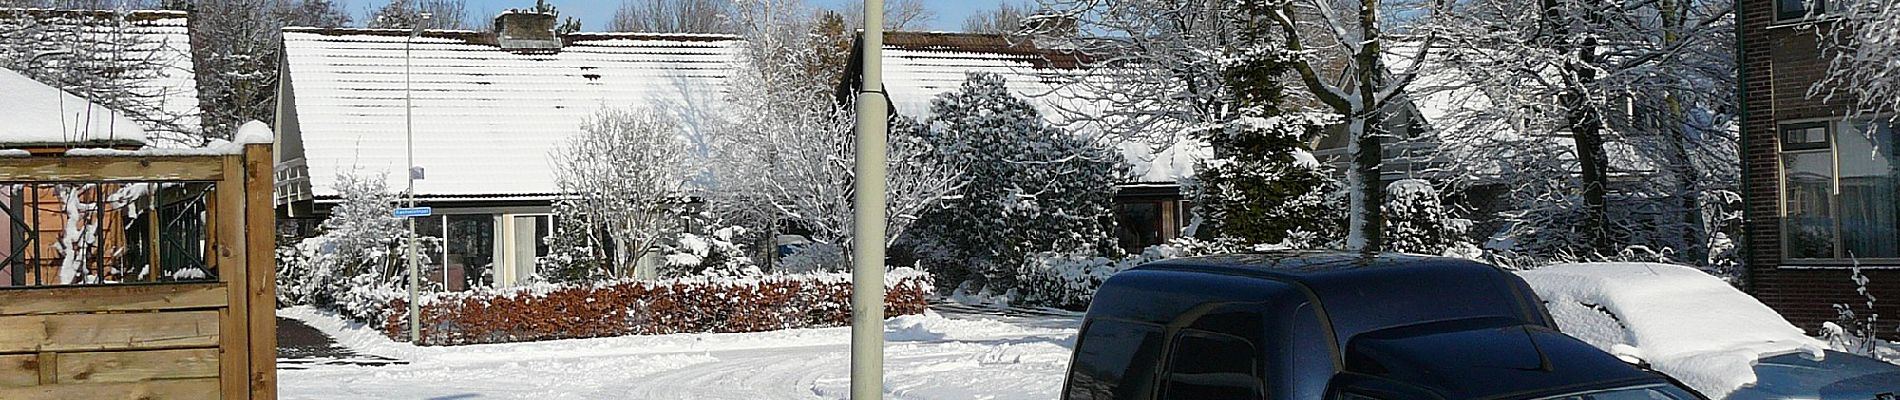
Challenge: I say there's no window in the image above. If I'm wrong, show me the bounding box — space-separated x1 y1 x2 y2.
1116 202 1162 253
1067 319 1166 400
1163 330 1265 400
1777 0 1820 20
1780 120 1900 261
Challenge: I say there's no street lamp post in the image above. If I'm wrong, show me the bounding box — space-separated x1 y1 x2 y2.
849 0 889 398
404 11 431 345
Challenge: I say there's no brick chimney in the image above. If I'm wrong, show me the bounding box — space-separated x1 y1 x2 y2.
493 10 560 52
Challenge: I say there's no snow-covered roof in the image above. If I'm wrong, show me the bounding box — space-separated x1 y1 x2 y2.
875 32 1201 185
281 29 741 198
0 67 146 146
1517 263 1828 398
0 9 199 142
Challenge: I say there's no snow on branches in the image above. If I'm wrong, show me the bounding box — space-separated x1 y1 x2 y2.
549 106 692 280
908 72 1122 294
1809 0 1900 119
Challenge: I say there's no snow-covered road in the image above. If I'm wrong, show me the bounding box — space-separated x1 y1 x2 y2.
278 307 1080 399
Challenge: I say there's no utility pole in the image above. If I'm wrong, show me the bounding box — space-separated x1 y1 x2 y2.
849 0 888 398
404 11 431 345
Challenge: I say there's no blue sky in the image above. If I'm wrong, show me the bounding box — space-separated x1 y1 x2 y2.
347 0 1019 32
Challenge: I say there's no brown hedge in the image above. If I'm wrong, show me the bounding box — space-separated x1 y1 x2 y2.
382 274 933 345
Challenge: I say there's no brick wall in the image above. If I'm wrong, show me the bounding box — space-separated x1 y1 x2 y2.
1739 0 1900 339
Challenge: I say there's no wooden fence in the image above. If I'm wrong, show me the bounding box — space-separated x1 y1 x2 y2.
0 144 276 399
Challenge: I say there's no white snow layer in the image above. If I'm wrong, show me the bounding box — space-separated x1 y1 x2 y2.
236 120 274 144
0 68 147 145
277 306 1080 399
281 31 744 198
1518 263 1828 398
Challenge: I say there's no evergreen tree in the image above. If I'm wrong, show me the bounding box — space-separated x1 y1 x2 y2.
1190 31 1341 247
911 72 1122 293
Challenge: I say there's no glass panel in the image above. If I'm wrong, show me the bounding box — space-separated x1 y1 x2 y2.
1164 331 1263 400
1117 202 1162 253
1777 0 1816 20
1836 121 1900 258
1067 320 1166 400
446 214 495 291
1784 151 1836 259
413 215 446 291
1781 124 1829 150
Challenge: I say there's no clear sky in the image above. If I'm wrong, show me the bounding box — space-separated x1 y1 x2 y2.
346 0 1021 32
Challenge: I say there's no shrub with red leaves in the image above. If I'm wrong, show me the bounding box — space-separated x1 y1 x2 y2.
382 271 933 345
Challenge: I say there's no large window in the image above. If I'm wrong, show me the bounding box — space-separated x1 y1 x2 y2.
1162 330 1265 400
1781 120 1900 261
1067 319 1166 400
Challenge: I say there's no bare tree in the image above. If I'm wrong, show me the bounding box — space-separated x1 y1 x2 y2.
550 107 693 279
841 0 933 31
0 7 200 144
367 0 468 30
273 0 351 28
705 0 962 267
962 1 1031 34
1810 0 1900 120
609 0 731 33
1425 0 1736 261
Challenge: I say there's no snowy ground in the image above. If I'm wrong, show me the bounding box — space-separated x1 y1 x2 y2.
277 306 1080 400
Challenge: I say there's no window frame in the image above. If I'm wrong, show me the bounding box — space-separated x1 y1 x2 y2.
1160 328 1267 400
1777 118 1900 265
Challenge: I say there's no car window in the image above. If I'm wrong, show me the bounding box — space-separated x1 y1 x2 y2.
1067 319 1166 400
1163 330 1265 400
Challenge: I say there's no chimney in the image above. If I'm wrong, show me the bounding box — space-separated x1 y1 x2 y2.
493 10 560 52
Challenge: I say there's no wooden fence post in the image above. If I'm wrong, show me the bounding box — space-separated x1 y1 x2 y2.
244 143 278 400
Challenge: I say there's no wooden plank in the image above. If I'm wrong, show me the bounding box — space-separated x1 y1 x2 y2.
0 283 227 316
56 348 218 384
0 354 35 388
0 377 220 400
34 352 53 385
215 154 251 399
0 311 220 353
0 156 224 182
243 144 278 400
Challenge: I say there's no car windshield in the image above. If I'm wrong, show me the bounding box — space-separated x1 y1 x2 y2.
1530 383 1701 400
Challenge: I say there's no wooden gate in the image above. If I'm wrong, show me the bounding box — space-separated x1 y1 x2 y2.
0 144 276 399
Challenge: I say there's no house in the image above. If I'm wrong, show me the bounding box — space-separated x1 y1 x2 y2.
273 12 743 289
1738 0 1899 335
839 31 1204 253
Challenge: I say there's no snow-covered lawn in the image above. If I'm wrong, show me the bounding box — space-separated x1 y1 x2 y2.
278 307 1080 399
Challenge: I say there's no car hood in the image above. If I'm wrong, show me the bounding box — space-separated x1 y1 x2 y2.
1728 351 1900 400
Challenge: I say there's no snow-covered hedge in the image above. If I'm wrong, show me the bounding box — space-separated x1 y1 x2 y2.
380 269 934 345
1012 238 1236 309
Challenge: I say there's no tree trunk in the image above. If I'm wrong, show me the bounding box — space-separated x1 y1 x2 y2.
1568 42 1611 255
1347 116 1385 253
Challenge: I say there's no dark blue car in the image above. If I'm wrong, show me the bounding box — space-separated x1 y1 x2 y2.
1061 251 1708 400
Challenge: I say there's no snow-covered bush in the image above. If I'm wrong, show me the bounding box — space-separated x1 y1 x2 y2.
778 242 847 274
277 172 412 310
660 226 760 278
1382 179 1473 256
548 106 692 280
385 269 934 345
1012 238 1234 309
908 72 1121 295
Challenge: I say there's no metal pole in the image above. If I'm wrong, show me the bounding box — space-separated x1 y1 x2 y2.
850 0 888 398
405 14 424 345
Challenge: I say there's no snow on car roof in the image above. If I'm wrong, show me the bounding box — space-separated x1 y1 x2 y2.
0 68 147 147
1518 263 1827 398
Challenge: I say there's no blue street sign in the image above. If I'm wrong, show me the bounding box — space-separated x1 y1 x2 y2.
393 207 433 218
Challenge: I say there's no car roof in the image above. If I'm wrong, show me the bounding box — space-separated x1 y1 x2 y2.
1127 251 1550 349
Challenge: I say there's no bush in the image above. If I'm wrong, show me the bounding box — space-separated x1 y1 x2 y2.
1013 238 1236 309
380 269 934 345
